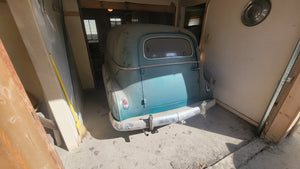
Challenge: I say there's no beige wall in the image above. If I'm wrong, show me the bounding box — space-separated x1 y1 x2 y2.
63 0 95 89
0 2 44 103
7 0 82 150
31 0 86 124
203 0 300 123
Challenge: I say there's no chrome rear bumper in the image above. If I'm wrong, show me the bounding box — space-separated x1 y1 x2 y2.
109 99 216 131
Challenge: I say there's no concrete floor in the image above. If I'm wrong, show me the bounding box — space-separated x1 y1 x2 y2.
56 89 259 169
240 127 300 169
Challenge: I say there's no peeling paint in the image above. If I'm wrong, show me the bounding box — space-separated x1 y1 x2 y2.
9 115 16 124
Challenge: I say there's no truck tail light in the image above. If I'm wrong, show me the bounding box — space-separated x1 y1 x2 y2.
206 82 210 92
122 98 129 109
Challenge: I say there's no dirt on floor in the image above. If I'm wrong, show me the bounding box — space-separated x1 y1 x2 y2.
55 89 257 169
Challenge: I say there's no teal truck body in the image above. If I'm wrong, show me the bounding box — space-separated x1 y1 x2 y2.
103 24 215 131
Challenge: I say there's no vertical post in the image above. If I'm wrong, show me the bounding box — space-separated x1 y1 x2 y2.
263 73 300 143
7 0 80 150
63 0 95 89
0 40 64 169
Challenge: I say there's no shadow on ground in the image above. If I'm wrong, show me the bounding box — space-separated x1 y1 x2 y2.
83 88 143 141
239 127 300 169
54 87 261 169
83 87 256 143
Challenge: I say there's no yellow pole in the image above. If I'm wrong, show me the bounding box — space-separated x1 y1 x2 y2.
50 54 86 138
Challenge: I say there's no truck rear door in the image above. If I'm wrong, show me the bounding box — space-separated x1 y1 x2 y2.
139 35 201 115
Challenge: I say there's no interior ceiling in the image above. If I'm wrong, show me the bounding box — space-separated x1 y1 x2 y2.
95 0 177 6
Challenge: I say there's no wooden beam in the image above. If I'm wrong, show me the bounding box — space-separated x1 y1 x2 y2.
261 52 300 142
37 114 58 130
64 11 80 16
289 117 300 135
63 0 96 89
0 40 64 169
181 0 207 7
78 0 176 13
264 73 300 143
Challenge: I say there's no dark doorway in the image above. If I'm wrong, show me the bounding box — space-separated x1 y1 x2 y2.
184 4 206 45
81 9 175 88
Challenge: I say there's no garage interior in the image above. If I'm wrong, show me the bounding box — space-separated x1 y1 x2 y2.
0 0 300 169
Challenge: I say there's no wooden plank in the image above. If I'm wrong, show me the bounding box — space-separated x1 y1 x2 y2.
0 40 64 169
262 56 300 141
79 0 176 13
181 0 206 7
289 117 300 135
63 0 96 89
264 73 300 143
64 11 80 16
37 114 58 130
286 110 300 134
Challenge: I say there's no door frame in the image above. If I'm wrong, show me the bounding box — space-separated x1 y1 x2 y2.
260 41 300 143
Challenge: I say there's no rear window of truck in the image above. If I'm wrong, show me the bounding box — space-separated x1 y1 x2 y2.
143 37 193 59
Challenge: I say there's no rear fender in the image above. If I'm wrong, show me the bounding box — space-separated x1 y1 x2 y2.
102 65 127 121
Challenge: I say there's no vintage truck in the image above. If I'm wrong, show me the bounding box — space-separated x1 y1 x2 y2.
102 24 215 131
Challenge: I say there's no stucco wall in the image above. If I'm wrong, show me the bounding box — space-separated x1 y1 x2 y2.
0 2 44 103
203 0 300 123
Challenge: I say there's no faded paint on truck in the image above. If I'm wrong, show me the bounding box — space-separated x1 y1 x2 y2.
103 24 212 121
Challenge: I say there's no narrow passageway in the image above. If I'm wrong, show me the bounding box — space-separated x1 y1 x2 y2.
55 87 257 169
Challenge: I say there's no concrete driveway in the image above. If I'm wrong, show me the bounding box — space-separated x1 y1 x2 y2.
240 127 300 169
56 89 258 169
